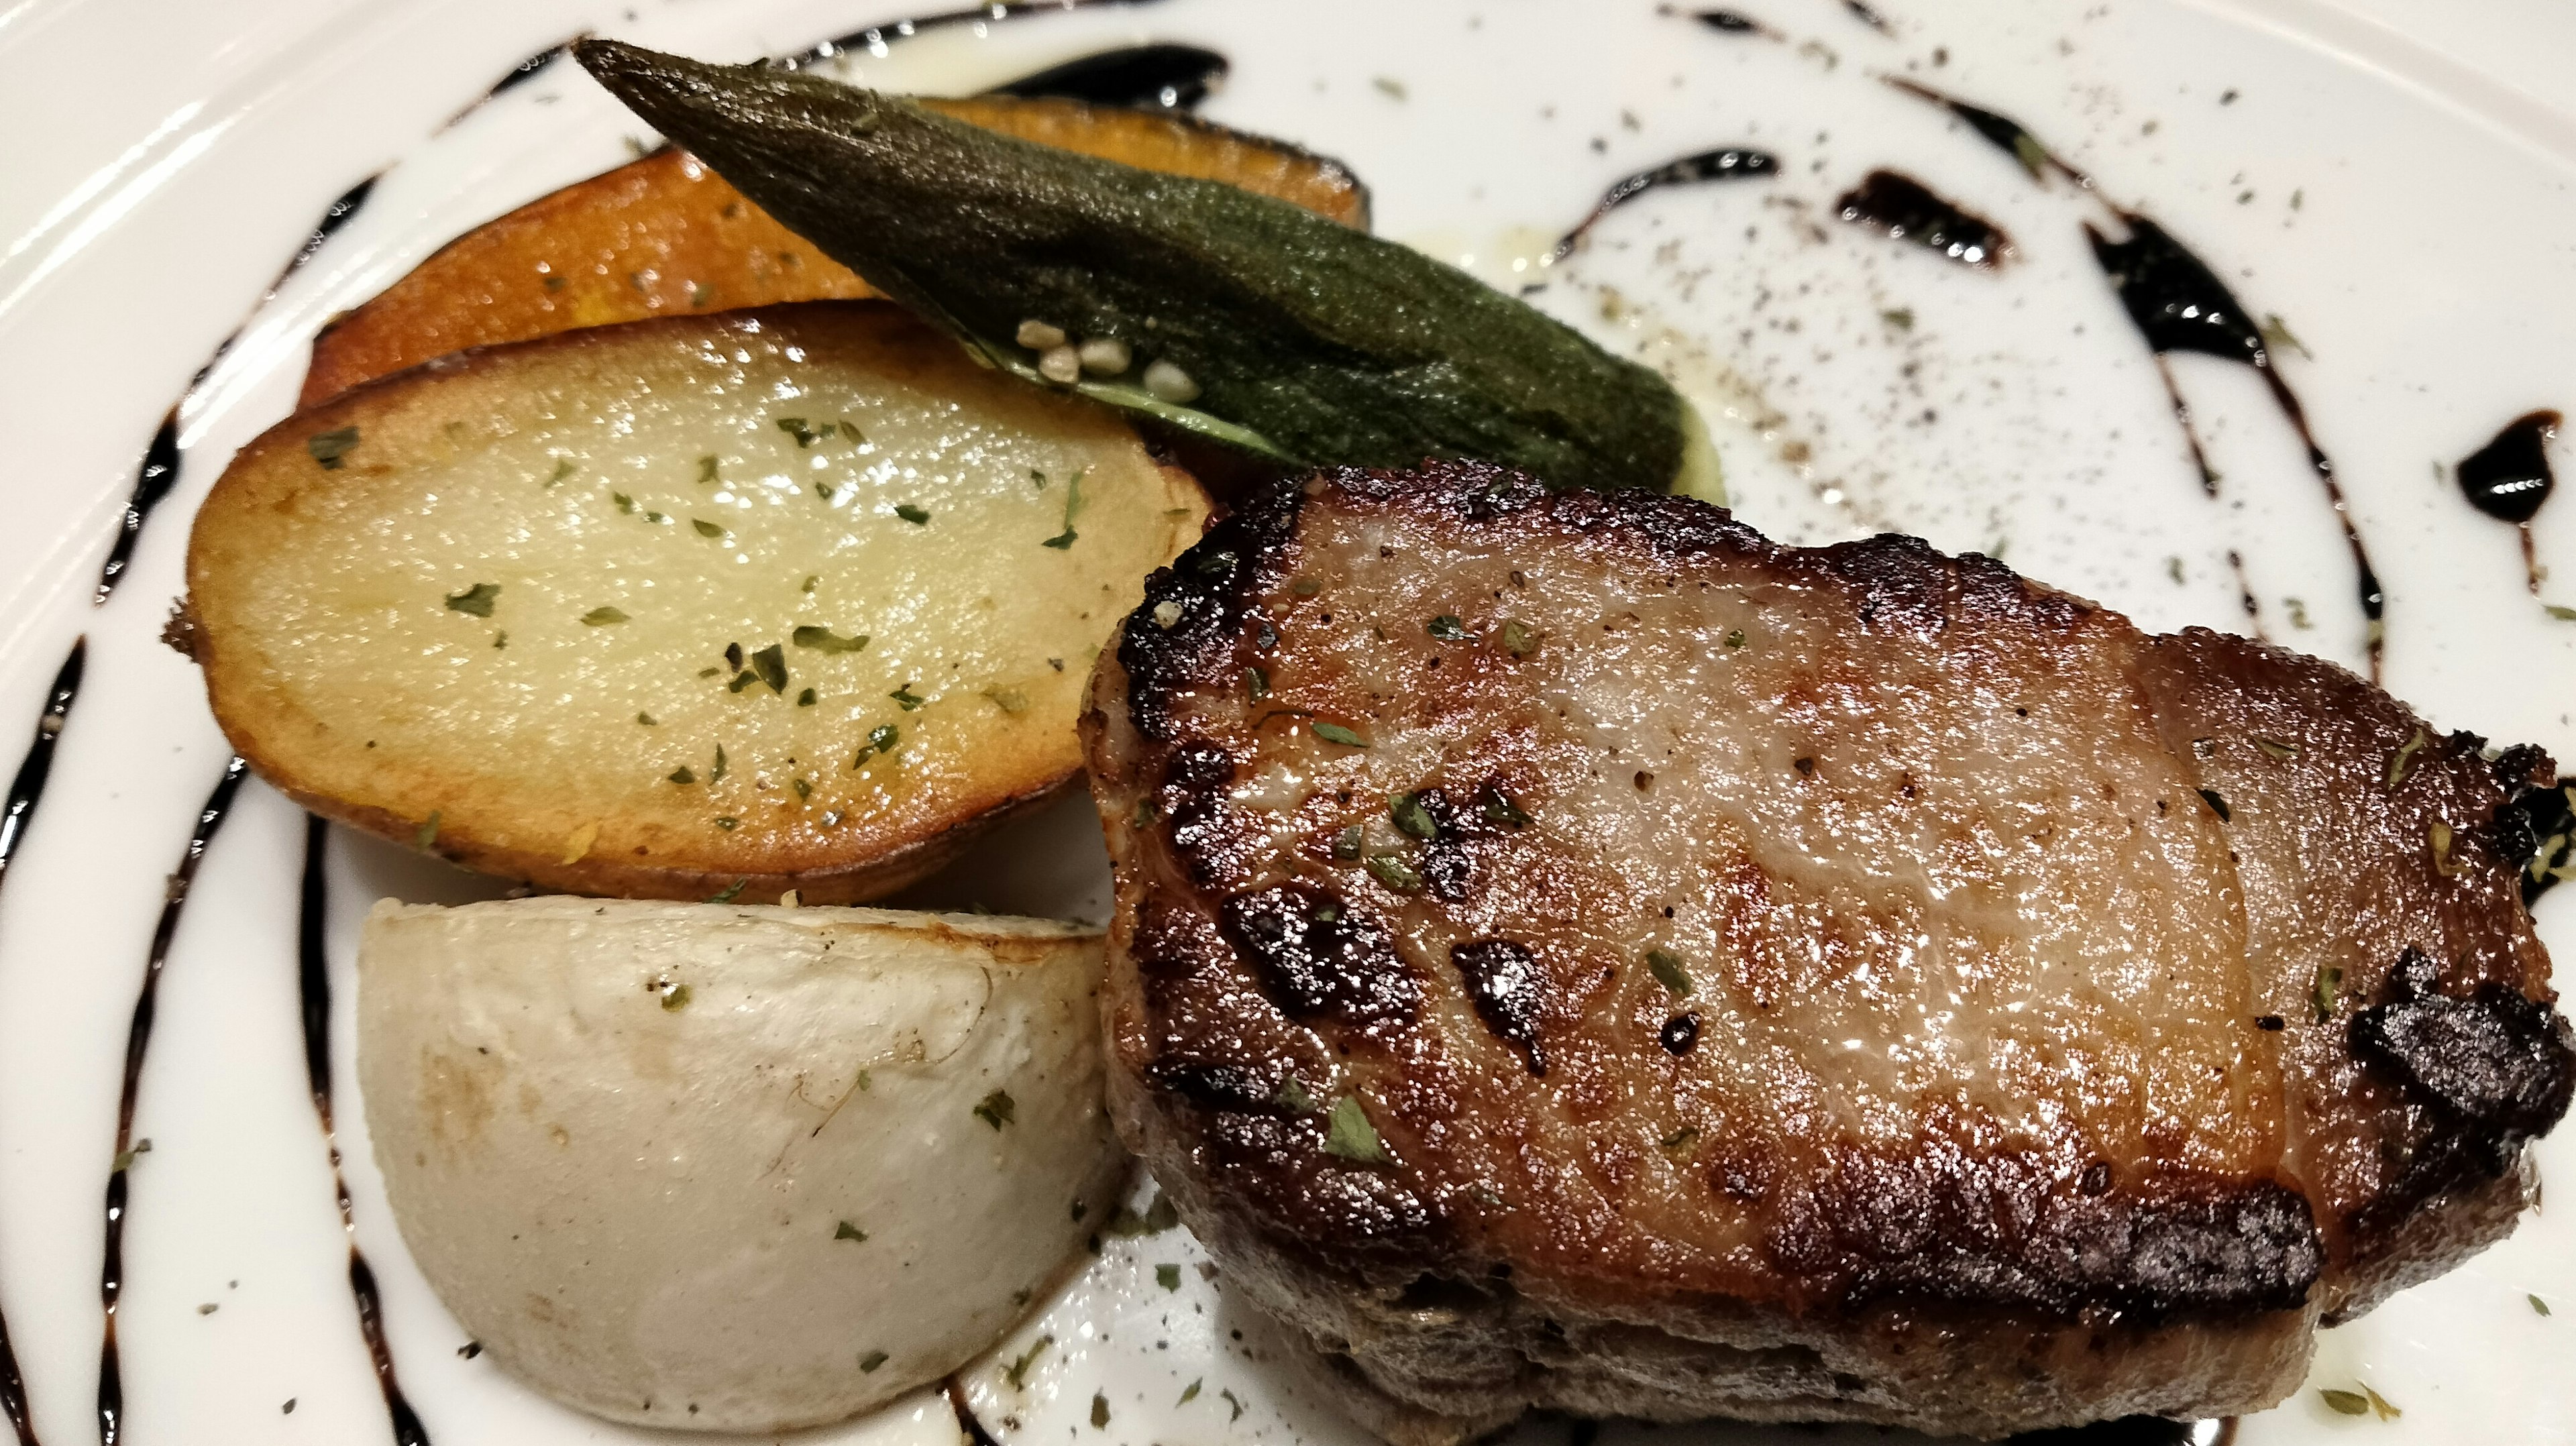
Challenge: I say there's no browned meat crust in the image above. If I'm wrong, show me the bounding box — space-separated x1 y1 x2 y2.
1081 463 2571 1440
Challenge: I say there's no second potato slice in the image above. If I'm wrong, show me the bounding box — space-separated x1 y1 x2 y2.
187 301 1208 900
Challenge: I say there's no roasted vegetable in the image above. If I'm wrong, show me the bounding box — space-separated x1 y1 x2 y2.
575 40 1713 497
190 302 1208 902
301 95 1370 405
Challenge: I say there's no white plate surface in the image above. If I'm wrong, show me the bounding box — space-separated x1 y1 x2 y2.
0 1 2569 1444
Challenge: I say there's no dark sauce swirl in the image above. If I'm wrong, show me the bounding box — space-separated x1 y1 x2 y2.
1552 148 1779 263
1835 169 2011 268
2456 409 2559 594
991 44 1228 110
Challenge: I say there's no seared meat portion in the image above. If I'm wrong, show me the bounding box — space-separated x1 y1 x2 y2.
1082 464 2570 1441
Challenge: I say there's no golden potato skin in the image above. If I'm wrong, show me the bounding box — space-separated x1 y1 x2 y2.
300 95 1371 404
193 302 1209 902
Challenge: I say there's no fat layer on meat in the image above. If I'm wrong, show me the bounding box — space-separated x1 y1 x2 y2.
1082 464 2571 1441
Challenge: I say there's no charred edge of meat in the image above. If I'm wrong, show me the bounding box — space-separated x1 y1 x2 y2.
2348 947 2576 1227
1147 1058 1293 1115
2490 745 2573 905
1778 1155 2323 1321
1159 740 1244 886
1218 881 1419 1023
1117 478 1307 742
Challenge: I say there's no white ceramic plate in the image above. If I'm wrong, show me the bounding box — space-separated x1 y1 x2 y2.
0 1 2568 1443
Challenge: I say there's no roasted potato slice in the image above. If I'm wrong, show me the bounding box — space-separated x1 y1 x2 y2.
301 95 1370 404
358 897 1125 1431
189 301 1209 901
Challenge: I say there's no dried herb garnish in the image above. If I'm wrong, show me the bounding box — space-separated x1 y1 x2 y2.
2253 736 2300 759
1724 628 1747 648
2386 727 2429 791
697 455 719 484
1091 1394 1110 1429
1132 797 1161 828
1330 824 1363 860
796 688 816 706
1479 784 1532 829
890 683 924 710
1426 614 1468 640
750 645 788 693
1660 1125 1701 1155
706 877 746 903
973 1089 1017 1129
637 713 657 725
1002 1336 1051 1390
669 766 696 784
725 643 745 671
445 582 500 617
776 416 821 447
414 812 441 851
859 1350 888 1372
1646 947 1694 997
800 574 818 593
307 426 360 469
2198 788 2232 822
1179 1380 1201 1405
834 1219 867 1241
1245 666 1269 701
581 606 629 625
712 816 739 830
2319 1389 2369 1416
660 981 694 1009
1500 618 1537 656
2533 1293 2553 1315
791 625 868 653
894 504 930 524
613 491 637 514
1323 1095 1389 1163
1364 852 1424 893
692 518 727 539
1220 1389 1245 1423
545 459 574 487
711 744 729 783
1390 791 1439 840
2312 962 2343 1023
727 671 755 693
1313 721 1368 746
866 724 898 756
1042 468 1087 549
2430 820 2461 877
1274 1076 1319 1112
1155 1263 1181 1291
986 687 1030 714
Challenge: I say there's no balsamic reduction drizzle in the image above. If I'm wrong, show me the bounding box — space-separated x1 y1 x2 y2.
95 172 382 606
1687 9 1777 37
2086 216 2384 673
779 0 1163 71
0 642 80 1446
97 756 250 1446
1835 168 2011 268
2455 409 2559 593
990 43 1228 109
295 815 432 1444
2226 549 2267 638
1882 76 2090 187
1550 148 1779 263
1842 0 1894 35
441 40 580 129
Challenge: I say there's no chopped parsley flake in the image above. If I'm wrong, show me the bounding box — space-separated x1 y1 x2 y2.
545 459 574 487
796 688 816 707
414 812 441 852
1274 1077 1318 1112
1155 1264 1182 1291
750 645 788 693
1725 628 1748 648
1390 792 1439 840
863 724 899 759
894 504 930 525
1646 947 1695 997
2386 727 2429 791
712 816 739 830
1323 1095 1389 1164
706 877 747 903
691 518 727 539
1221 1388 1245 1423
307 426 360 469
581 606 629 626
2319 1390 2369 1417
445 582 500 617
973 1089 1017 1129
1331 824 1364 860
2313 962 2343 1023
801 574 818 593
1426 614 1468 640
1091 1394 1110 1429
1042 467 1085 548
1002 1336 1051 1390
1479 785 1532 830
697 455 719 484
668 766 696 784
1179 1380 1201 1405
1313 721 1368 747
613 492 636 514
776 416 821 447
637 713 657 725
859 1350 888 1372
710 744 729 783
791 626 868 653
834 1220 867 1241
1246 666 1270 700
1500 618 1538 655
2533 1293 2553 1316
985 687 1030 714
1364 852 1423 893
890 684 924 710
659 982 693 1009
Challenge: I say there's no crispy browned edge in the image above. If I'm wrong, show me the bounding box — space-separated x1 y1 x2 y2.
1080 463 2571 1439
300 95 1370 406
191 301 1199 904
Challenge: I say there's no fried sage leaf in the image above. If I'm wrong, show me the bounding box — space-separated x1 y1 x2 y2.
574 40 1704 496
